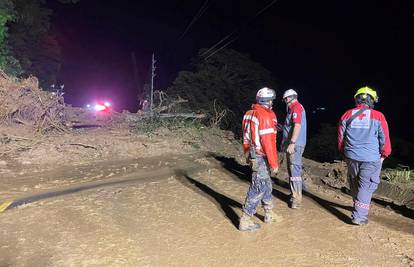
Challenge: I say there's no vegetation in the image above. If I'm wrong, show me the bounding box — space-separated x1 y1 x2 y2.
0 0 79 88
168 48 276 133
0 0 21 75
382 165 414 186
132 115 205 137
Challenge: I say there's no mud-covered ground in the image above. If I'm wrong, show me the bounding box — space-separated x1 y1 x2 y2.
0 153 413 266
0 126 413 266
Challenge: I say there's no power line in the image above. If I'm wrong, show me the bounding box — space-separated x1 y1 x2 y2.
204 36 238 60
202 0 279 60
179 0 211 40
203 0 278 59
252 0 279 20
200 29 238 57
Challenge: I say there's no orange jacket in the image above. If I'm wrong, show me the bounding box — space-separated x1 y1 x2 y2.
242 104 278 169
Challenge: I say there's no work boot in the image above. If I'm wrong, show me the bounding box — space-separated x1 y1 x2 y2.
239 213 261 232
290 199 302 209
264 210 283 223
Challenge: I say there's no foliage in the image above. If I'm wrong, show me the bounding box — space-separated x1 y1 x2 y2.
0 0 79 87
132 115 204 137
7 0 55 87
208 99 233 129
0 0 22 75
0 1 14 47
382 165 414 186
168 49 276 132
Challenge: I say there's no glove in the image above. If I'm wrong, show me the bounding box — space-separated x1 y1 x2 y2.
270 167 279 177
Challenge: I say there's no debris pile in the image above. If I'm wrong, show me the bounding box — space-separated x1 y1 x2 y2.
0 71 67 133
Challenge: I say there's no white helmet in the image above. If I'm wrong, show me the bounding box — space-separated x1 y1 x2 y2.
283 89 298 99
256 87 276 105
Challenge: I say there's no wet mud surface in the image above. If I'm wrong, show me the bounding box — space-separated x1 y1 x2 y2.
0 154 413 266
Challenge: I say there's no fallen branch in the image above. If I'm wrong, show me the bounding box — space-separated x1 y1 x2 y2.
153 98 188 113
68 143 98 149
13 117 34 126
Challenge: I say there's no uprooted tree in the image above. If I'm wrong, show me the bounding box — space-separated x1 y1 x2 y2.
168 49 277 132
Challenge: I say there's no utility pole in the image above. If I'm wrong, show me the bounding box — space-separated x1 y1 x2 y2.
150 53 156 112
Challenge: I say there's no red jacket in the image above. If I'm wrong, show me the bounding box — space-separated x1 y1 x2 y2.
242 104 278 169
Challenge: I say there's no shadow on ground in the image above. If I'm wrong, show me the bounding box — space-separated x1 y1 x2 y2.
210 153 354 225
210 154 414 233
174 170 242 229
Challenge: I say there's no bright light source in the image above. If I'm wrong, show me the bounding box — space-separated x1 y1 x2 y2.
104 101 111 107
86 104 91 108
94 104 107 111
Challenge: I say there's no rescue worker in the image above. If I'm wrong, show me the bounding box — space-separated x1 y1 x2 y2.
338 86 391 225
239 87 280 232
282 89 307 209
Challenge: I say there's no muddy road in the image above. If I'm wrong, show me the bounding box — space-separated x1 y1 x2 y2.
0 154 413 266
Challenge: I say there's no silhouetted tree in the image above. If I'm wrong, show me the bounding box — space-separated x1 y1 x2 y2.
169 49 276 131
0 0 22 75
0 0 79 87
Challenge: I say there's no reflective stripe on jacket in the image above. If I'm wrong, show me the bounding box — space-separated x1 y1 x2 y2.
242 104 279 169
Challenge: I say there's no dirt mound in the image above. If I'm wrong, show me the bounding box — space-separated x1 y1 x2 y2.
303 159 414 210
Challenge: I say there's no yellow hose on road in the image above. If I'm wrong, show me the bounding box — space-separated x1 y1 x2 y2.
0 200 13 213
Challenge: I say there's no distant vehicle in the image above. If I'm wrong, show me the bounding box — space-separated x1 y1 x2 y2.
86 101 112 113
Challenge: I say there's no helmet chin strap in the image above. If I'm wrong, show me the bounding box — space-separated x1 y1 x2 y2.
356 94 375 108
260 103 272 108
285 97 295 106
259 100 273 108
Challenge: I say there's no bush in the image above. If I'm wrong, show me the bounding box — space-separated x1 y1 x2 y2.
0 6 23 76
132 115 204 136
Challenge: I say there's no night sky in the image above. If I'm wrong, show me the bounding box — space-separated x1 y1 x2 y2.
47 0 414 138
